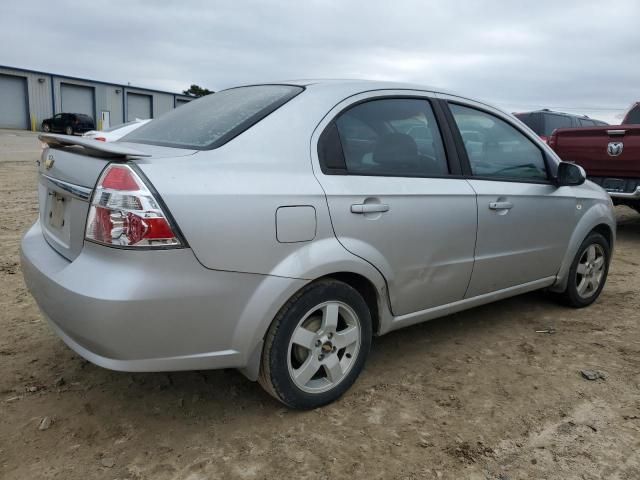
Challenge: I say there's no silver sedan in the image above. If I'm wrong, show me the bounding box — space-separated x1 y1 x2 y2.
21 81 616 408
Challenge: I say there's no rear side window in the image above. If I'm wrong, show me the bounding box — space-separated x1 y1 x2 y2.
450 104 548 182
122 85 303 149
320 98 449 177
543 114 573 136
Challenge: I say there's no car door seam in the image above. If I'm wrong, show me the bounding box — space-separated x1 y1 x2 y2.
462 179 479 299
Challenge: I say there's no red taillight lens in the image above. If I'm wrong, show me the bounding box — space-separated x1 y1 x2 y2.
101 166 141 190
85 164 182 248
94 136 106 142
539 135 548 144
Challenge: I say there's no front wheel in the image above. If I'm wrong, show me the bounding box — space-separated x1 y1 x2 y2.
42 123 50 132
64 125 73 135
559 232 610 308
259 279 372 409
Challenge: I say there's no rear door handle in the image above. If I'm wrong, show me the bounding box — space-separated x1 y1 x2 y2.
489 201 513 210
351 203 390 214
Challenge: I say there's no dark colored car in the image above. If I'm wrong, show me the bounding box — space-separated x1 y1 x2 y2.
41 113 95 135
623 102 640 124
514 109 608 143
548 102 640 212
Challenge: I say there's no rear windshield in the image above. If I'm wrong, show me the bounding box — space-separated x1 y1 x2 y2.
514 113 541 135
121 85 304 149
625 105 640 124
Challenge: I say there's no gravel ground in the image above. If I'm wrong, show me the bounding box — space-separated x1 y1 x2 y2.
1 129 639 480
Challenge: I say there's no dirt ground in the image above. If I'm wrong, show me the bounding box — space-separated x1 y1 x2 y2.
0 129 639 480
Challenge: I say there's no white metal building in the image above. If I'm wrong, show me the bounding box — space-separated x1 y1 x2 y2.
0 65 195 131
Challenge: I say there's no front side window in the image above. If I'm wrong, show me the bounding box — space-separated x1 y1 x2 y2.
329 98 448 177
450 104 548 182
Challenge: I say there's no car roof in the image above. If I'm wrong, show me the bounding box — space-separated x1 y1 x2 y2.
516 109 592 119
224 79 511 118
229 78 467 102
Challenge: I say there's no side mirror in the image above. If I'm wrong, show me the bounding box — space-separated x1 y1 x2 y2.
556 161 586 187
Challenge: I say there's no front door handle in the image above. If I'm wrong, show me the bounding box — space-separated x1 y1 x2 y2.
489 201 513 210
351 203 390 214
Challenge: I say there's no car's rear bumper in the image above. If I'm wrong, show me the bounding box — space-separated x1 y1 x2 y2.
20 221 304 373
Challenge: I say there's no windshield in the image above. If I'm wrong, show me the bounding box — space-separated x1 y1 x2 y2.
121 85 304 149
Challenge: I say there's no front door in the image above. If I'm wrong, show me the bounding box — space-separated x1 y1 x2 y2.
313 94 478 316
446 101 577 297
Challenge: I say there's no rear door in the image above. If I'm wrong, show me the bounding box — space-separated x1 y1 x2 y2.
443 99 577 297
51 114 65 131
312 92 478 316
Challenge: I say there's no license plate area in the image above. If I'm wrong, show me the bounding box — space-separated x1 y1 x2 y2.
48 191 66 229
42 188 72 249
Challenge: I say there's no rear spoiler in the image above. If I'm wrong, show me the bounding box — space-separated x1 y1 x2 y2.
39 133 151 159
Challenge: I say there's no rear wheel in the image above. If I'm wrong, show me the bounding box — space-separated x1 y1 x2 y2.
64 125 73 135
259 279 372 409
559 232 610 308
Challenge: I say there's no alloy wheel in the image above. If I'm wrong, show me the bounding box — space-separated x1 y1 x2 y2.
287 301 361 394
575 244 605 299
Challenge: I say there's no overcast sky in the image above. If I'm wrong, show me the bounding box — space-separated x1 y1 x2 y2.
1 0 638 122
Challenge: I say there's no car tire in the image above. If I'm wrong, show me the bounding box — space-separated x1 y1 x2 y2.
64 126 73 135
42 124 50 133
559 232 610 308
258 279 372 409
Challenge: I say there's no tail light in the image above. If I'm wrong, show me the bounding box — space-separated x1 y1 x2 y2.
85 164 182 248
94 137 106 142
539 135 548 144
547 132 557 150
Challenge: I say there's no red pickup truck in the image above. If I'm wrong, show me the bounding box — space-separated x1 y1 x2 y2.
549 102 640 212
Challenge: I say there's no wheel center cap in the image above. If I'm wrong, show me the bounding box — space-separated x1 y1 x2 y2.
321 342 333 354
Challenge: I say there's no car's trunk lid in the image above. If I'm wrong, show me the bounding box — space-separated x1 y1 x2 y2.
37 134 196 261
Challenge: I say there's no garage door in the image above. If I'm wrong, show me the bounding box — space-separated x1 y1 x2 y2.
0 74 29 129
127 93 152 121
176 98 191 107
61 83 95 119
